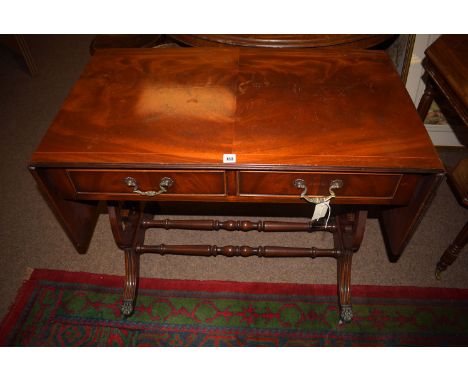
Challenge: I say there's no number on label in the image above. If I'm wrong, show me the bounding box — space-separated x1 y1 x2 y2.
223 154 237 163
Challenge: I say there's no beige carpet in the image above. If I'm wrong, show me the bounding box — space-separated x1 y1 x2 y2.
1 35 467 322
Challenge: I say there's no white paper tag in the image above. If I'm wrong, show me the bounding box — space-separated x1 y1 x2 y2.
223 154 237 163
311 200 330 222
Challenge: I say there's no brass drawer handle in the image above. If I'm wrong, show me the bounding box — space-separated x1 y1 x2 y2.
124 176 174 196
293 179 343 204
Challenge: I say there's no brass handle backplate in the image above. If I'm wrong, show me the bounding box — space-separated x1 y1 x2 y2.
124 176 174 197
293 179 343 204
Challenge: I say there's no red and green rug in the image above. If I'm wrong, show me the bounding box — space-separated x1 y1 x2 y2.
1 269 468 346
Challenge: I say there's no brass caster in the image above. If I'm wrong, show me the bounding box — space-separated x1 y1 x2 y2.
121 300 135 316
339 305 353 324
435 266 443 281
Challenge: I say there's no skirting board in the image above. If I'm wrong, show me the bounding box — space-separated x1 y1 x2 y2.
426 124 464 147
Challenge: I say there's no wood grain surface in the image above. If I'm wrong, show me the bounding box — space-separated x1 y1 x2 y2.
31 48 442 172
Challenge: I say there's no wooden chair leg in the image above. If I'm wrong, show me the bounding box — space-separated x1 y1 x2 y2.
436 220 468 280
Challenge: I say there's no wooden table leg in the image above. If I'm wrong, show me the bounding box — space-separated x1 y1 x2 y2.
122 248 140 315
108 202 148 316
334 210 367 323
417 77 436 120
337 248 353 323
436 220 468 280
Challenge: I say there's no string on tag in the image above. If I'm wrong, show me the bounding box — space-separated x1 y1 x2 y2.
324 200 331 228
310 200 332 228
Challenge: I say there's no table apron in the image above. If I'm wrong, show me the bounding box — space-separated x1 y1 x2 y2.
33 167 423 206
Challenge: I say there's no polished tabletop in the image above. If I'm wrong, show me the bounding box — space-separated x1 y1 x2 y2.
31 48 442 172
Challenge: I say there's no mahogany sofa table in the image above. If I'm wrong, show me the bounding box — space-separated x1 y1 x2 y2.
29 48 444 323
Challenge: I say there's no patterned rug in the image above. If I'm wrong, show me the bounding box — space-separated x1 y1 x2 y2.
1 269 468 346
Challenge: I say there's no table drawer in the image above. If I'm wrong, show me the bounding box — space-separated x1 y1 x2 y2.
238 171 415 204
67 170 226 196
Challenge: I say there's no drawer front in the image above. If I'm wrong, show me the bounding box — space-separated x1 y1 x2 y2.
67 170 226 196
238 171 412 203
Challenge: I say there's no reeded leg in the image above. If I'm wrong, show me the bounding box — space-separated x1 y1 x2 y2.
436 221 468 280
337 249 353 323
333 210 367 324
122 248 140 316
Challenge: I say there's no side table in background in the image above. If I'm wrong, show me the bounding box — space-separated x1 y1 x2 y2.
416 34 468 279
